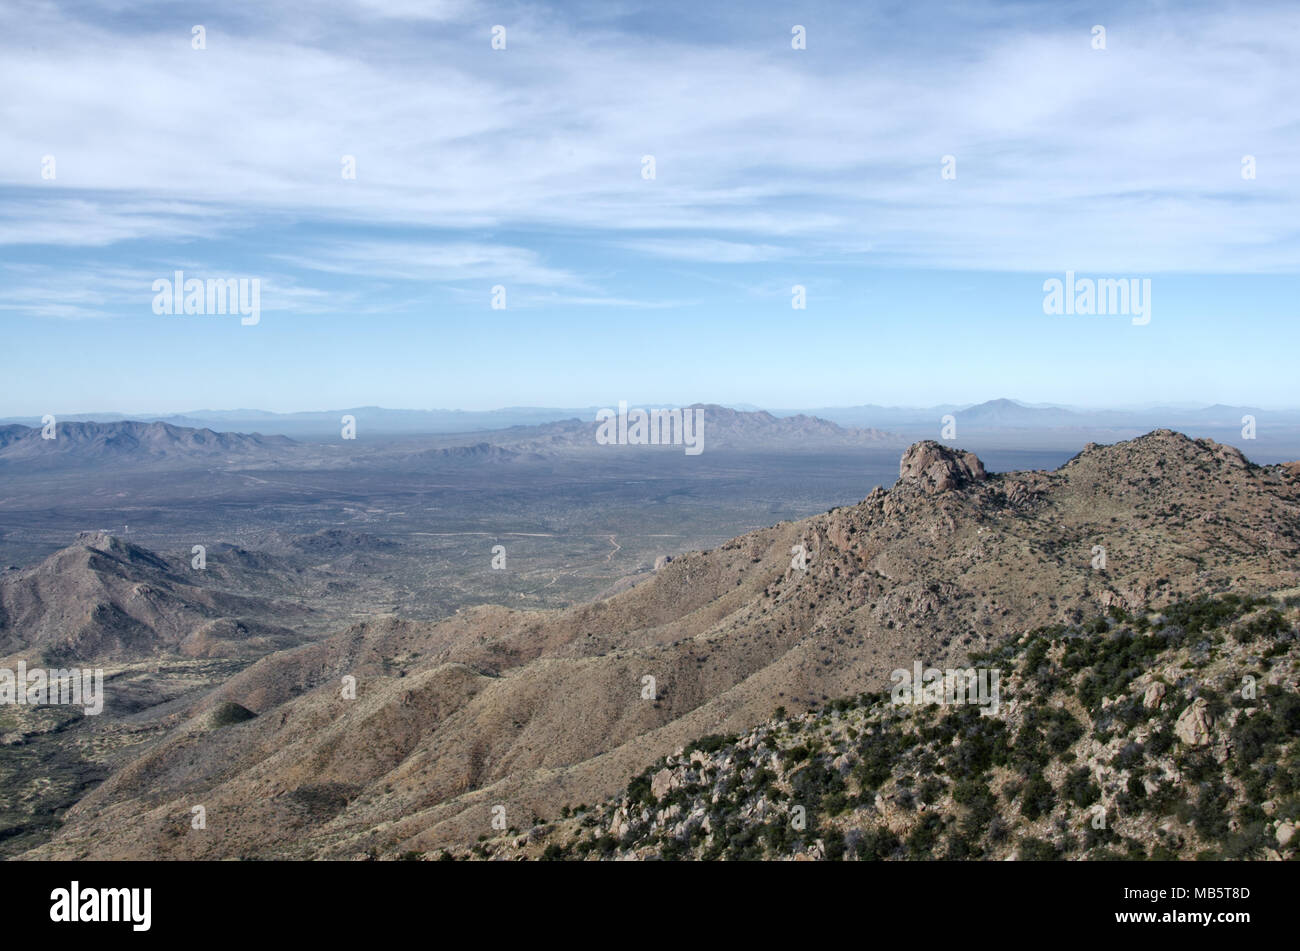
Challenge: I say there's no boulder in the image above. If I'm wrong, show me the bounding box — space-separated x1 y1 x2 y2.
1143 682 1166 710
1277 821 1295 848
1174 697 1214 747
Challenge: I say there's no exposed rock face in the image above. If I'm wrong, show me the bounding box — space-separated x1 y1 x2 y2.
1143 682 1167 710
1175 697 1215 746
651 767 677 800
897 441 987 494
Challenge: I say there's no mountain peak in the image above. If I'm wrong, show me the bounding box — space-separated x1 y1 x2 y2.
1070 429 1251 473
897 440 987 493
70 531 172 569
75 530 122 550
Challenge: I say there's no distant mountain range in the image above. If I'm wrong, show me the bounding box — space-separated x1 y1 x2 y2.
0 408 901 469
3 399 1293 439
473 405 899 453
5 401 1298 477
0 407 602 438
0 420 294 469
783 398 1290 432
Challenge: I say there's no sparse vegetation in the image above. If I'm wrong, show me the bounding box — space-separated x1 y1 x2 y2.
459 592 1300 861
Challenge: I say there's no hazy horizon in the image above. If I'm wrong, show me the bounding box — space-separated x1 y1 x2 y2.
6 396 1300 421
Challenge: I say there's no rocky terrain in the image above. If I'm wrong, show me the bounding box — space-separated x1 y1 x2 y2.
17 430 1300 860
457 591 1300 860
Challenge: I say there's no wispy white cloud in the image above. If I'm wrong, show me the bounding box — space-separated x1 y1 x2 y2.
0 0 1296 275
272 241 579 286
0 260 367 320
619 238 793 263
0 199 239 247
510 290 697 309
0 262 162 319
348 0 475 22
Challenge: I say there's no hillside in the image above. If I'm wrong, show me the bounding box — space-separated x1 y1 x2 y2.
458 591 1300 861
0 532 309 662
21 430 1300 860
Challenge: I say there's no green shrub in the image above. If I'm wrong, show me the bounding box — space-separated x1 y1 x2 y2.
1063 767 1101 808
1019 776 1056 821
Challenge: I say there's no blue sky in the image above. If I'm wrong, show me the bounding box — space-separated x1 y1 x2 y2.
2 0 1298 414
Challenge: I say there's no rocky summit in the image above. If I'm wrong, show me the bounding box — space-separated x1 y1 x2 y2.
898 441 988 494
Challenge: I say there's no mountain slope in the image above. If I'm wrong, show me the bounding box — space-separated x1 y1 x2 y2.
463 591 1300 861
23 431 1300 859
0 532 310 662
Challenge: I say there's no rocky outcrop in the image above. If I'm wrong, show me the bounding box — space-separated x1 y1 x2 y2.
897 441 987 494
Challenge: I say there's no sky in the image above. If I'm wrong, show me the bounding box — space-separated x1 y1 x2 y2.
1 0 1298 414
